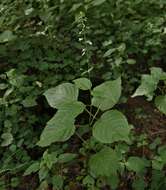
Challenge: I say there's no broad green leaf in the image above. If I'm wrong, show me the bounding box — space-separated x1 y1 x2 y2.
70 3 82 12
38 167 49 182
4 87 14 99
58 153 77 163
83 175 95 186
55 101 86 118
73 78 92 90
151 170 166 190
37 101 85 147
0 83 8 90
152 157 164 170
106 174 119 190
160 72 166 80
103 39 112 47
103 48 115 57
37 180 49 190
23 162 40 176
6 69 25 87
150 67 164 81
11 177 19 188
89 147 119 176
158 146 166 164
117 43 126 52
115 143 130 160
126 157 150 174
132 177 146 190
132 75 157 100
93 0 107 6
127 59 136 65
91 78 121 111
42 150 58 169
155 95 166 115
44 83 78 109
93 110 130 144
132 67 166 100
1 133 13 147
52 175 64 190
38 115 74 147
0 30 16 43
24 7 34 15
22 96 37 108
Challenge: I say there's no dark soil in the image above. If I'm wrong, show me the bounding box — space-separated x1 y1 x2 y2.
124 97 166 142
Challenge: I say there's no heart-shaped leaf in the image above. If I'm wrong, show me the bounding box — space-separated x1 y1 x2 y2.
126 157 150 174
73 78 92 90
91 78 121 111
89 147 119 176
37 101 85 147
44 83 78 109
93 110 131 144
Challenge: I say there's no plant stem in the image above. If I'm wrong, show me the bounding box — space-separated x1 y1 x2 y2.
85 107 94 118
90 106 100 126
75 131 86 143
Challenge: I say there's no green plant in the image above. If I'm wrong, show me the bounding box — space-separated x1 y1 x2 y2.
37 77 131 147
132 67 166 114
0 0 166 189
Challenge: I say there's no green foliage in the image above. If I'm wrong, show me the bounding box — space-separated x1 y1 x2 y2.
0 0 166 189
52 175 64 190
23 162 40 176
93 110 131 144
1 132 13 147
155 95 166 114
125 156 150 174
37 101 85 147
38 78 124 146
73 78 92 90
44 83 79 109
89 147 119 176
132 67 166 100
0 30 16 43
91 78 121 110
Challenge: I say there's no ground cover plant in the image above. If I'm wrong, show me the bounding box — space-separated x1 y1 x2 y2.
0 0 166 189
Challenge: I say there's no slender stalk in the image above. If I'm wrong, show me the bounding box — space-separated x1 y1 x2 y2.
85 107 94 118
75 131 86 143
90 106 100 126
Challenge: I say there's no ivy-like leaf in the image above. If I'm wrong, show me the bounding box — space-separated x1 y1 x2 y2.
73 78 92 90
155 95 166 115
44 83 78 109
91 78 121 111
37 101 85 147
89 147 119 176
93 110 130 144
